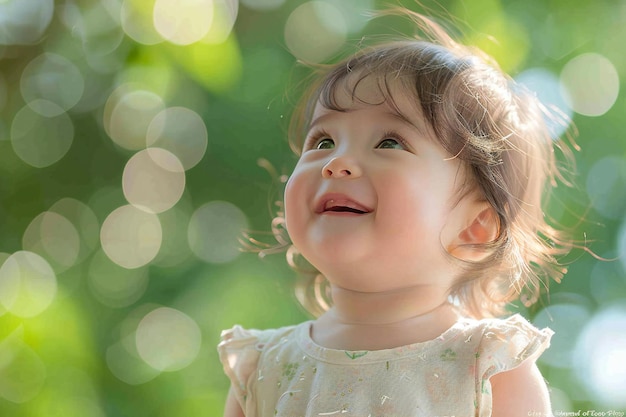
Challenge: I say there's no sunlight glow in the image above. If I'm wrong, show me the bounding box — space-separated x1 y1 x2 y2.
22 212 80 273
10 101 74 168
515 67 573 139
153 0 214 45
187 201 248 264
586 156 626 220
135 307 202 371
146 107 208 170
533 302 591 369
284 1 347 63
122 148 186 213
0 251 57 318
0 0 54 45
104 86 165 151
100 205 162 269
574 307 626 409
20 53 84 116
560 53 619 117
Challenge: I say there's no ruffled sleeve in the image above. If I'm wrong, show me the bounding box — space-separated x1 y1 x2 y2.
218 326 267 412
475 314 553 415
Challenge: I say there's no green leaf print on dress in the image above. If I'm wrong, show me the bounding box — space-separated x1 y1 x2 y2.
440 348 457 361
344 351 368 360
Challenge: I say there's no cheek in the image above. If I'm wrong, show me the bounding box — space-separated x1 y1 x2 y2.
283 171 307 239
375 174 450 236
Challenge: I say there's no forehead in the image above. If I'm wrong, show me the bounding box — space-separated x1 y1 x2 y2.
310 73 432 136
320 73 416 111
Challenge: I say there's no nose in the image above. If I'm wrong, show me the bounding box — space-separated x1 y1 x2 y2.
322 157 362 179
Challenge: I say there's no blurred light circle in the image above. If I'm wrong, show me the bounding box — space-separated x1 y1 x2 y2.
10 100 74 168
203 0 238 44
585 156 626 220
135 307 202 371
22 211 80 273
188 201 248 264
153 0 214 45
123 148 186 213
240 0 285 11
533 302 591 368
0 119 7 142
20 53 84 116
0 253 9 317
560 53 619 117
0 72 7 111
78 0 125 57
0 328 46 403
153 205 194 268
574 306 626 408
323 0 373 34
515 68 573 139
104 87 165 151
146 107 208 170
49 198 100 265
0 251 57 318
45 397 107 417
106 336 161 385
589 259 626 305
100 205 162 269
616 223 626 271
116 63 175 100
88 250 149 308
121 0 162 45
284 1 347 63
0 0 54 45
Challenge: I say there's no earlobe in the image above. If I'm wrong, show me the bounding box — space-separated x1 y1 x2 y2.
448 206 499 262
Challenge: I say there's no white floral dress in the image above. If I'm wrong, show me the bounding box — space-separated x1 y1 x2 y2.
218 314 552 417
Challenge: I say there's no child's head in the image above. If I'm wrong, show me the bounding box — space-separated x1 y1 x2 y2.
280 9 574 319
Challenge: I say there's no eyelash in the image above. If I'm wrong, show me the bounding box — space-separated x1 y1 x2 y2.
380 130 410 150
303 129 332 151
303 130 411 150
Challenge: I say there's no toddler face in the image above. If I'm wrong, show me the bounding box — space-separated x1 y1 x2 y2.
284 75 478 292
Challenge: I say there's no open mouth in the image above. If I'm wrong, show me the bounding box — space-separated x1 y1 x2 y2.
324 205 368 214
319 198 372 215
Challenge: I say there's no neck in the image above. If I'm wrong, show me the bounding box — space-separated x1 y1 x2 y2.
311 283 461 350
327 283 454 326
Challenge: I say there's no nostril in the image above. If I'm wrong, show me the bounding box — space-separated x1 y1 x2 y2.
322 158 357 178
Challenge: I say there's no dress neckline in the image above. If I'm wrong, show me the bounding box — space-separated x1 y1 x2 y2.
295 317 476 364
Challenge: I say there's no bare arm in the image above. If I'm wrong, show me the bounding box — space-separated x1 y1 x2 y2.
490 360 552 417
223 386 245 417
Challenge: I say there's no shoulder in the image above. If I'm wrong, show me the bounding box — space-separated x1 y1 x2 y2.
218 322 303 373
468 314 553 417
218 322 306 413
472 314 553 373
490 359 551 417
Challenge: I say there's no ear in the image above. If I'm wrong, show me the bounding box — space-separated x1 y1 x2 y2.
447 205 499 262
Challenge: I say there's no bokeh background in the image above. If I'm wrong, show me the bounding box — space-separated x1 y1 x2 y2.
0 0 625 415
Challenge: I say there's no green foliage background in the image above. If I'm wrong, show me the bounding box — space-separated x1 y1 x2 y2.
0 0 625 415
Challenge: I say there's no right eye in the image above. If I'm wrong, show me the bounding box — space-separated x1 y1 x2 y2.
315 138 335 149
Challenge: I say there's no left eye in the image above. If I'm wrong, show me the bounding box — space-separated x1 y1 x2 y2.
376 138 404 149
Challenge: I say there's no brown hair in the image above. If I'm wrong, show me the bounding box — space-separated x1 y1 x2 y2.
273 8 576 319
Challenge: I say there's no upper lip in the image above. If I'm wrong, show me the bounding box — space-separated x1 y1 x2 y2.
315 193 373 214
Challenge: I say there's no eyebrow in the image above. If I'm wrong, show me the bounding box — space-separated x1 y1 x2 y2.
387 111 430 138
308 108 430 138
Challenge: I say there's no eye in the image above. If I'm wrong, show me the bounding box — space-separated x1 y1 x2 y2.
303 130 335 151
376 138 405 150
315 138 335 150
